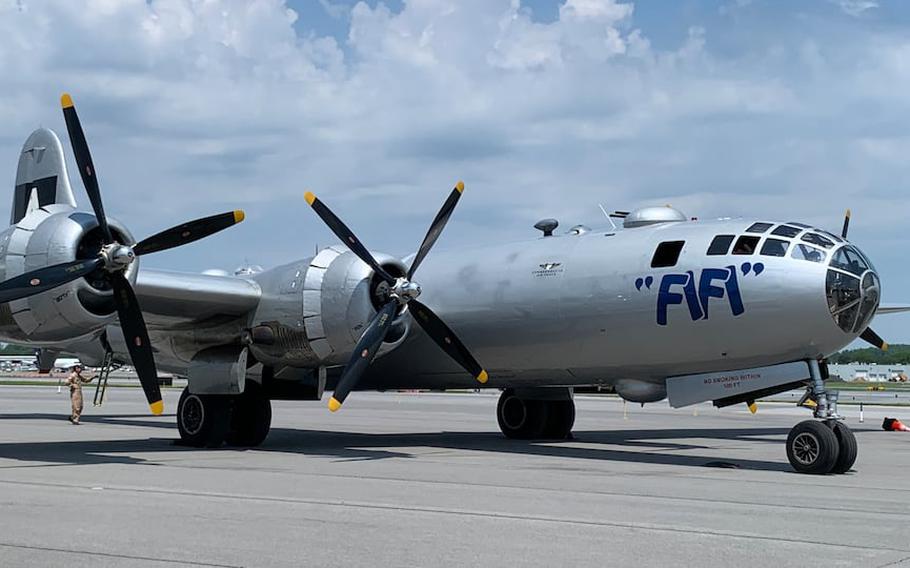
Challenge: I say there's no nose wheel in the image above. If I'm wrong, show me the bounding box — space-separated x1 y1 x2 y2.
786 360 857 474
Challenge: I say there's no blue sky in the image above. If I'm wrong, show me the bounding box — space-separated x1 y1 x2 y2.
0 0 908 343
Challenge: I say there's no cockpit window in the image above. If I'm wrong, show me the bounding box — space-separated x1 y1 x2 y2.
707 235 735 255
771 225 802 238
787 222 812 229
801 232 834 249
746 222 773 234
830 246 868 276
651 241 685 268
792 243 826 263
760 238 790 257
819 230 843 243
732 235 760 255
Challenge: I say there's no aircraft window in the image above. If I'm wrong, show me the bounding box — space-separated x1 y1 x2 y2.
787 222 812 228
818 230 843 243
707 235 735 255
826 270 861 331
651 241 685 268
732 235 760 255
830 246 868 276
746 222 773 234
801 233 834 249
771 225 802 238
760 238 790 257
792 244 826 263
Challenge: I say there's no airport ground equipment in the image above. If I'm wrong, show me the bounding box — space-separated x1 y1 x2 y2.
1 94 909 469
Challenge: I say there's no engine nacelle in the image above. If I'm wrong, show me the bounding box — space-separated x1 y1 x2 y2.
246 245 410 368
0 205 137 344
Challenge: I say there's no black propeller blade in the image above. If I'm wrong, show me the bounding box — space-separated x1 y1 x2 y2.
328 301 399 412
841 209 851 239
110 272 162 413
305 183 487 412
0 258 103 305
409 298 487 383
0 93 247 415
860 327 888 351
61 94 113 244
407 182 463 280
304 192 396 284
133 210 245 257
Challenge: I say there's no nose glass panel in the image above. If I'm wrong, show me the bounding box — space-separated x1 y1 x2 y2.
826 245 880 333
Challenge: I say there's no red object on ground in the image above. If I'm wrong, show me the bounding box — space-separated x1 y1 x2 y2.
883 417 910 431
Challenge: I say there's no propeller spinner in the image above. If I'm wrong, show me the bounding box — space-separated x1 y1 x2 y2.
304 182 488 412
0 94 246 414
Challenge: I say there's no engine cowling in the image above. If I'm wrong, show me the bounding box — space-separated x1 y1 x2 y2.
0 205 137 344
246 245 410 369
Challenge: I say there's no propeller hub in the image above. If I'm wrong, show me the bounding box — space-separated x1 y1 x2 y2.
101 243 135 272
391 277 421 304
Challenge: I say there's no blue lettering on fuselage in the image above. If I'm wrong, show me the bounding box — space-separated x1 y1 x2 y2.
635 262 762 325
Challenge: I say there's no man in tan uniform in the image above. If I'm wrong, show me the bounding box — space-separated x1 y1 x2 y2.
65 365 93 424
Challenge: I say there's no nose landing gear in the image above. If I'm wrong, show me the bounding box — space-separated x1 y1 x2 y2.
785 360 857 474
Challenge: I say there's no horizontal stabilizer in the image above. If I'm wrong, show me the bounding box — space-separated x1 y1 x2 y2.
877 304 910 315
12 128 77 225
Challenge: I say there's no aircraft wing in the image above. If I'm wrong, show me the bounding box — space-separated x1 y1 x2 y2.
877 304 910 315
134 268 261 330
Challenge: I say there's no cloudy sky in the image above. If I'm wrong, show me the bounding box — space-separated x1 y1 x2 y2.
1 0 909 342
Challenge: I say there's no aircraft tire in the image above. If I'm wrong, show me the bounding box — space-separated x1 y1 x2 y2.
542 400 575 440
226 381 272 447
829 421 857 474
786 420 840 474
177 387 232 448
497 390 549 440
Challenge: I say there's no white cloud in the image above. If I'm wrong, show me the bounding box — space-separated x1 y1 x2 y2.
836 0 879 17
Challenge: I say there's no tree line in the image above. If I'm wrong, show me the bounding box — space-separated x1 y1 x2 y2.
828 344 910 365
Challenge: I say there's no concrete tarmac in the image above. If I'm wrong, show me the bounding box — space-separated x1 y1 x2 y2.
0 386 909 567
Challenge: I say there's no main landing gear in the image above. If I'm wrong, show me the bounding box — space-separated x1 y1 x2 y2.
496 388 575 440
786 360 857 474
176 382 272 448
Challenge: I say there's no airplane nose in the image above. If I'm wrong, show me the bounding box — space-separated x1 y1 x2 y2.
825 244 880 334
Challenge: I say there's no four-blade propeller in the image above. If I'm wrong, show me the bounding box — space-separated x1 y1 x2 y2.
0 93 246 414
305 182 487 412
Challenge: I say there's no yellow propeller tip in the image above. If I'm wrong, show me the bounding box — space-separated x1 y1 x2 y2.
845 208 852 218
149 400 164 415
61 93 74 109
328 397 342 412
455 181 465 194
305 191 317 206
747 402 757 414
882 342 890 351
476 370 488 384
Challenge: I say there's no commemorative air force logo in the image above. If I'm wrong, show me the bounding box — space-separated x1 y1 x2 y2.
533 262 564 278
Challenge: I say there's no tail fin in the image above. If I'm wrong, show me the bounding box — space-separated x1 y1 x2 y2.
12 128 77 225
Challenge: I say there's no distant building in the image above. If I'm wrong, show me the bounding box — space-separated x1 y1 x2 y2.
829 363 908 382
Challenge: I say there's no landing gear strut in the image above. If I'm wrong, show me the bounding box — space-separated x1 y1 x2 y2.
497 389 575 440
786 360 857 474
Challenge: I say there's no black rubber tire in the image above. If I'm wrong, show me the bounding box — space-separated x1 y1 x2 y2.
226 381 272 447
830 421 857 474
786 420 840 474
541 400 575 440
177 387 232 448
497 390 549 440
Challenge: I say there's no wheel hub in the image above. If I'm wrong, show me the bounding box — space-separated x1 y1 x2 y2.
792 432 820 465
181 394 205 436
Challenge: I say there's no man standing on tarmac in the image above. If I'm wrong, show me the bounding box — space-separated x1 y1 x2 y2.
65 365 93 424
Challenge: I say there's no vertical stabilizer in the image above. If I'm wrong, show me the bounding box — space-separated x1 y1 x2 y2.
11 128 77 225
